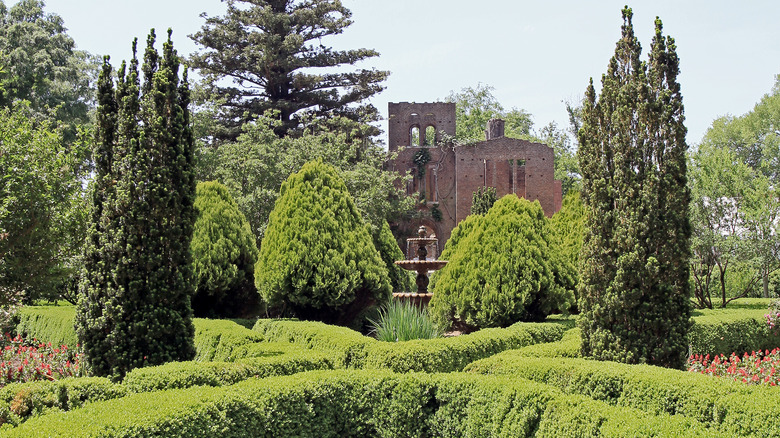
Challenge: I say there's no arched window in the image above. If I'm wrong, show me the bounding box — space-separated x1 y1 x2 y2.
424 125 436 146
410 126 420 146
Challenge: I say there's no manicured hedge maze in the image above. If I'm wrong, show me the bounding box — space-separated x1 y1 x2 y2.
2 301 779 436
3 371 725 437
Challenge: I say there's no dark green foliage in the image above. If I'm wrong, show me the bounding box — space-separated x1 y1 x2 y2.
470 185 496 215
75 30 197 380
0 0 98 141
255 161 391 326
189 0 388 139
577 8 692 368
372 222 414 293
4 370 722 437
191 181 259 318
466 355 778 438
253 317 565 373
430 195 574 331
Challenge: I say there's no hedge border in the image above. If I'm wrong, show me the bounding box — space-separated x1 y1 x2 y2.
465 354 780 438
2 370 723 437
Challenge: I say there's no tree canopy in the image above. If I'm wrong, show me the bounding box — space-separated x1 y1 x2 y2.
445 84 533 143
691 77 780 304
198 113 413 244
255 160 391 326
189 0 388 139
0 0 98 140
0 105 87 305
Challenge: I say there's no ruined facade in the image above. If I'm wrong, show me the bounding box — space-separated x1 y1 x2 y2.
388 102 562 252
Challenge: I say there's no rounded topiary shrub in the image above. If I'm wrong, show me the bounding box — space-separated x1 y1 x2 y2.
430 195 574 331
255 161 391 326
191 181 260 318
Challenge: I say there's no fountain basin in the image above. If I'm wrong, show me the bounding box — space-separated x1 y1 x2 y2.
394 260 448 272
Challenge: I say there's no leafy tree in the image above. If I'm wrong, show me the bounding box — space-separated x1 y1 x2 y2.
470 186 497 215
696 75 780 299
0 0 98 141
373 221 414 293
430 195 573 332
0 105 86 304
444 84 581 195
191 181 260 318
75 30 196 380
537 121 581 195
702 75 780 180
445 84 533 143
189 0 388 139
577 9 691 368
199 112 412 245
690 143 756 307
255 160 391 326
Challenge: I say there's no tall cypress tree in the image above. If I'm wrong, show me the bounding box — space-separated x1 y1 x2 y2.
76 30 196 380
577 8 691 368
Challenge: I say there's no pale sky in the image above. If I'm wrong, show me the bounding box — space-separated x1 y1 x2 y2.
18 0 780 145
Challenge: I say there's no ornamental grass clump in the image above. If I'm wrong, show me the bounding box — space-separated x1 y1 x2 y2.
0 335 80 387
688 348 780 386
369 300 442 342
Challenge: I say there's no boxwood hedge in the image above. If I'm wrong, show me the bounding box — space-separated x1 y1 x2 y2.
3 371 723 437
253 318 566 372
465 355 780 438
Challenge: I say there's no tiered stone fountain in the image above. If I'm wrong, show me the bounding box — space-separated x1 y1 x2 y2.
393 226 447 307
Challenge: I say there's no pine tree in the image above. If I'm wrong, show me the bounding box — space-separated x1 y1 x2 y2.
75 30 196 380
191 181 260 318
255 160 391 326
189 0 388 139
577 8 691 368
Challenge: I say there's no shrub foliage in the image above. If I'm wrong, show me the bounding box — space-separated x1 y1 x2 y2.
254 161 391 325
430 195 573 331
577 8 692 368
191 181 259 318
75 31 197 379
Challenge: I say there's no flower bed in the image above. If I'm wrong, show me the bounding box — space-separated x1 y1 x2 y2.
0 334 80 387
687 348 779 386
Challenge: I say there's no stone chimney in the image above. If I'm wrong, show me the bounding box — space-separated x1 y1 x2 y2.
485 118 505 140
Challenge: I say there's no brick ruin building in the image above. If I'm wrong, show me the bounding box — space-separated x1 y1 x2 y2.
388 102 562 253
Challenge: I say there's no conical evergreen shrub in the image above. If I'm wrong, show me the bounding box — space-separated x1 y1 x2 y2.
191 181 259 318
255 161 391 326
430 195 573 331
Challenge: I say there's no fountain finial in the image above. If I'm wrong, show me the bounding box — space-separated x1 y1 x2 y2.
417 226 427 238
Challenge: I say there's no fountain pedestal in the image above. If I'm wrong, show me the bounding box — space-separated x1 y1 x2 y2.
393 226 447 307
